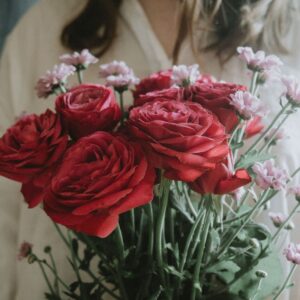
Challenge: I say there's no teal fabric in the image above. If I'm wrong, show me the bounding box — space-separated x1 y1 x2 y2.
0 0 38 53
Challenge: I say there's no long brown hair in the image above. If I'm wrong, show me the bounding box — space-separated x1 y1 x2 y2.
61 0 293 63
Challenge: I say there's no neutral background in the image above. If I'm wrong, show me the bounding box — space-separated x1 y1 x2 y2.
0 0 37 52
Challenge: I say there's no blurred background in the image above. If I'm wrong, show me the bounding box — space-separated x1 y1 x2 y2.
0 0 37 53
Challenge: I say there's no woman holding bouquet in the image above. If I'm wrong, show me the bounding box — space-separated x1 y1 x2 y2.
0 0 299 299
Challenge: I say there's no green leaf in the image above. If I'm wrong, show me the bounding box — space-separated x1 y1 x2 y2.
164 265 185 279
229 247 283 300
236 150 274 169
169 189 194 223
210 229 221 252
148 286 163 300
207 261 241 284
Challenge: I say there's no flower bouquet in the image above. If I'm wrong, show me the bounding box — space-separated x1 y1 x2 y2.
2 47 300 300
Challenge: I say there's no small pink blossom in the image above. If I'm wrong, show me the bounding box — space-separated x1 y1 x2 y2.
237 47 282 71
288 186 300 202
171 64 200 86
105 73 139 89
99 60 131 77
284 243 300 264
60 49 98 68
35 64 75 98
230 91 265 120
281 75 300 105
265 128 286 143
269 212 294 229
252 160 289 190
18 241 33 261
99 61 139 90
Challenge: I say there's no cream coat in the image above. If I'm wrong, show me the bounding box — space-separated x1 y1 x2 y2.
0 0 300 299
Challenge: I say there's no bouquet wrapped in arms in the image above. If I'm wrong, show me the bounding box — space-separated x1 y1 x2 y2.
2 46 300 300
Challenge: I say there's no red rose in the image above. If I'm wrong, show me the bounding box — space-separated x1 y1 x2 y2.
133 73 215 107
133 87 185 107
133 70 172 101
191 81 247 132
44 132 155 238
55 84 121 139
0 110 68 207
126 100 229 182
190 160 251 195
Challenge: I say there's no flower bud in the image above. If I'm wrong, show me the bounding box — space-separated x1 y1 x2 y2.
285 222 295 230
44 246 52 253
27 254 37 264
250 238 260 249
256 270 268 278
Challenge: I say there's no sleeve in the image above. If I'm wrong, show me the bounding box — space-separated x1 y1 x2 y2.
0 35 23 300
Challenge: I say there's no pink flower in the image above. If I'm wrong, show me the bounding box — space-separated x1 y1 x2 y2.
265 128 286 144
252 160 289 190
237 47 282 71
269 212 294 229
99 61 130 77
60 49 98 68
289 186 300 202
281 75 300 105
99 61 139 90
17 241 33 261
230 91 265 120
35 64 76 98
106 73 139 89
171 64 200 87
284 243 300 264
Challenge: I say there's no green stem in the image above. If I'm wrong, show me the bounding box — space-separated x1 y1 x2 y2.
116 225 125 261
48 251 60 297
233 121 247 161
130 209 136 243
67 231 87 300
135 210 145 256
138 203 154 300
259 112 289 153
239 102 290 162
184 186 197 218
217 190 269 259
37 260 56 296
53 223 69 247
176 209 205 296
250 71 259 94
118 91 125 126
58 83 67 94
229 120 242 145
156 177 171 294
41 259 74 292
191 198 213 300
77 70 83 84
115 226 129 300
237 182 255 212
273 264 297 300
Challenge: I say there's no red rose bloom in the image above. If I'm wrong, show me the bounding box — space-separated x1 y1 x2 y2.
133 70 172 101
190 160 251 195
133 87 184 107
55 84 121 139
191 81 247 132
44 132 155 238
0 110 68 207
126 100 229 182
